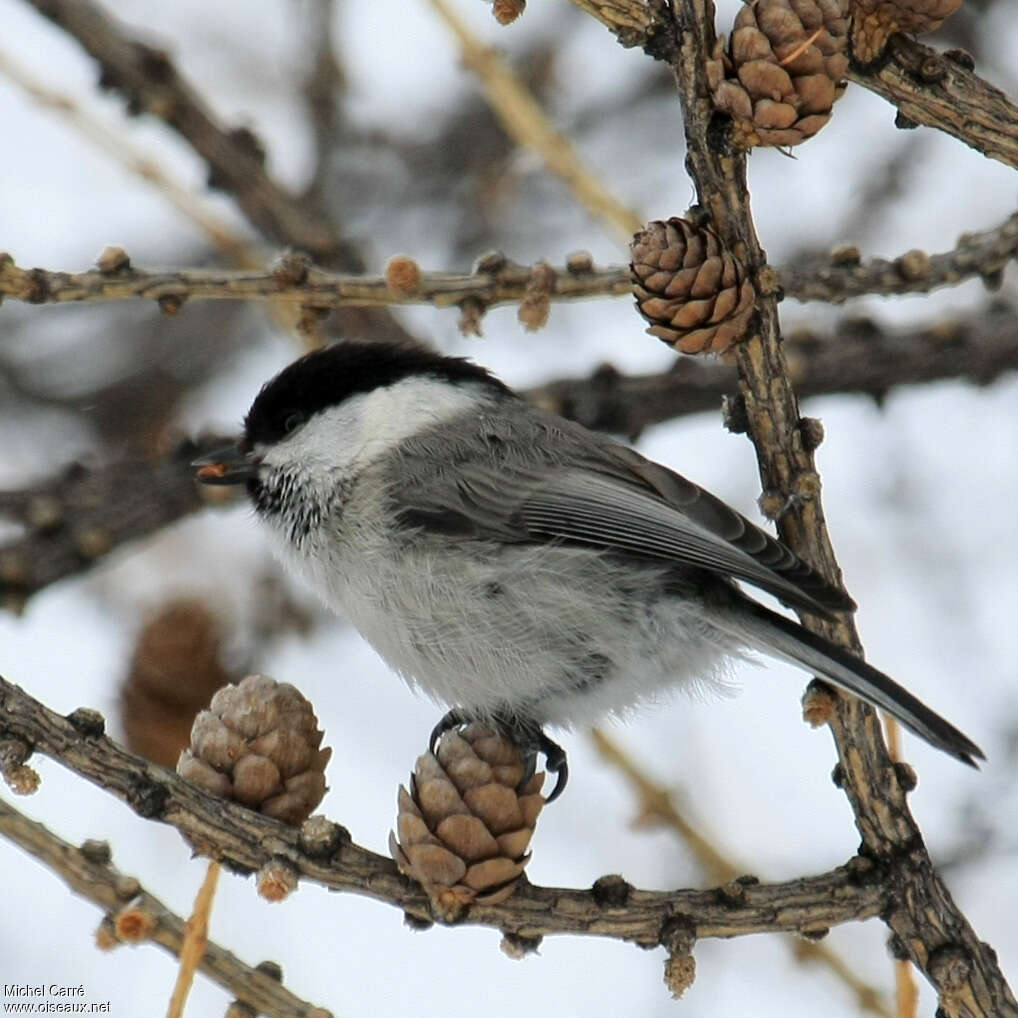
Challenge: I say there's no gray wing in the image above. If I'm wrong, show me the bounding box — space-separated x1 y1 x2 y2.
387 405 854 616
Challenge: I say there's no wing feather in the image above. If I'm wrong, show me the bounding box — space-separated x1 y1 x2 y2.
386 404 854 616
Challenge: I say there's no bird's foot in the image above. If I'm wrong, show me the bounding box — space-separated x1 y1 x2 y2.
429 709 569 803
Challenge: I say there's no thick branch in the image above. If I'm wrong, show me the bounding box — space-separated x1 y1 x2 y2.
0 675 885 944
665 0 1016 1014
0 798 329 1018
569 0 1018 172
848 37 1018 172
4 204 1016 311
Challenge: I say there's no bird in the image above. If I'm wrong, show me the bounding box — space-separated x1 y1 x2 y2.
195 339 983 799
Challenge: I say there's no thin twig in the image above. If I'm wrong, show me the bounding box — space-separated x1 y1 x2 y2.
880 714 920 1018
0 255 628 309
0 675 887 944
589 729 737 882
22 0 356 266
4 202 1016 309
590 729 895 1018
424 0 643 242
0 49 257 267
0 797 331 1018
167 860 221 1018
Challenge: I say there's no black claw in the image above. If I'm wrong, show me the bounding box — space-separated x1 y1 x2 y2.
429 708 468 754
537 733 569 802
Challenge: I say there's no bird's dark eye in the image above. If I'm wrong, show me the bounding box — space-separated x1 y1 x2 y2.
282 411 305 435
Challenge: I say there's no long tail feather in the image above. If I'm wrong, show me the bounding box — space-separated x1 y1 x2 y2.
735 600 984 766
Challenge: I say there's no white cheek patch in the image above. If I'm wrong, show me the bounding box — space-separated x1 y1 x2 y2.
259 376 485 476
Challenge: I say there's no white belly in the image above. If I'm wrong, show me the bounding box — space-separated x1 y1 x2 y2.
272 512 743 728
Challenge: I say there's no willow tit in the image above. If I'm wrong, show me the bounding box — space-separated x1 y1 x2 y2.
196 340 983 799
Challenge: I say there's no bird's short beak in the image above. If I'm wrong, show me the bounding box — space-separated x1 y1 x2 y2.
193 443 261 486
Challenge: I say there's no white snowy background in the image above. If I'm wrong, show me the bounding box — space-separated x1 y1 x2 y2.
0 1 1016 1016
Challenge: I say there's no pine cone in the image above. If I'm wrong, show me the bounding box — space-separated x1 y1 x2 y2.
177 674 331 825
631 218 756 355
849 0 961 63
121 599 233 768
389 724 545 918
708 0 849 148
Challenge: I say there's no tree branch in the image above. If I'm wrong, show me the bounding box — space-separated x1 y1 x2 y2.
0 254 631 311
0 797 331 1018
18 0 427 350
4 203 1015 312
21 0 358 266
568 0 1018 172
779 209 1018 302
532 308 1018 437
0 49 258 267
425 0 643 242
0 437 227 611
664 0 1017 1013
848 37 1018 172
0 675 888 945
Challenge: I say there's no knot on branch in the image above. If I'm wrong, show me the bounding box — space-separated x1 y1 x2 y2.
591 873 633 907
500 931 543 959
490 0 526 25
272 249 312 287
112 902 158 943
660 917 697 999
257 858 300 902
96 246 132 276
0 736 40 795
928 943 973 999
298 815 349 861
385 255 422 295
519 262 556 332
458 297 487 337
